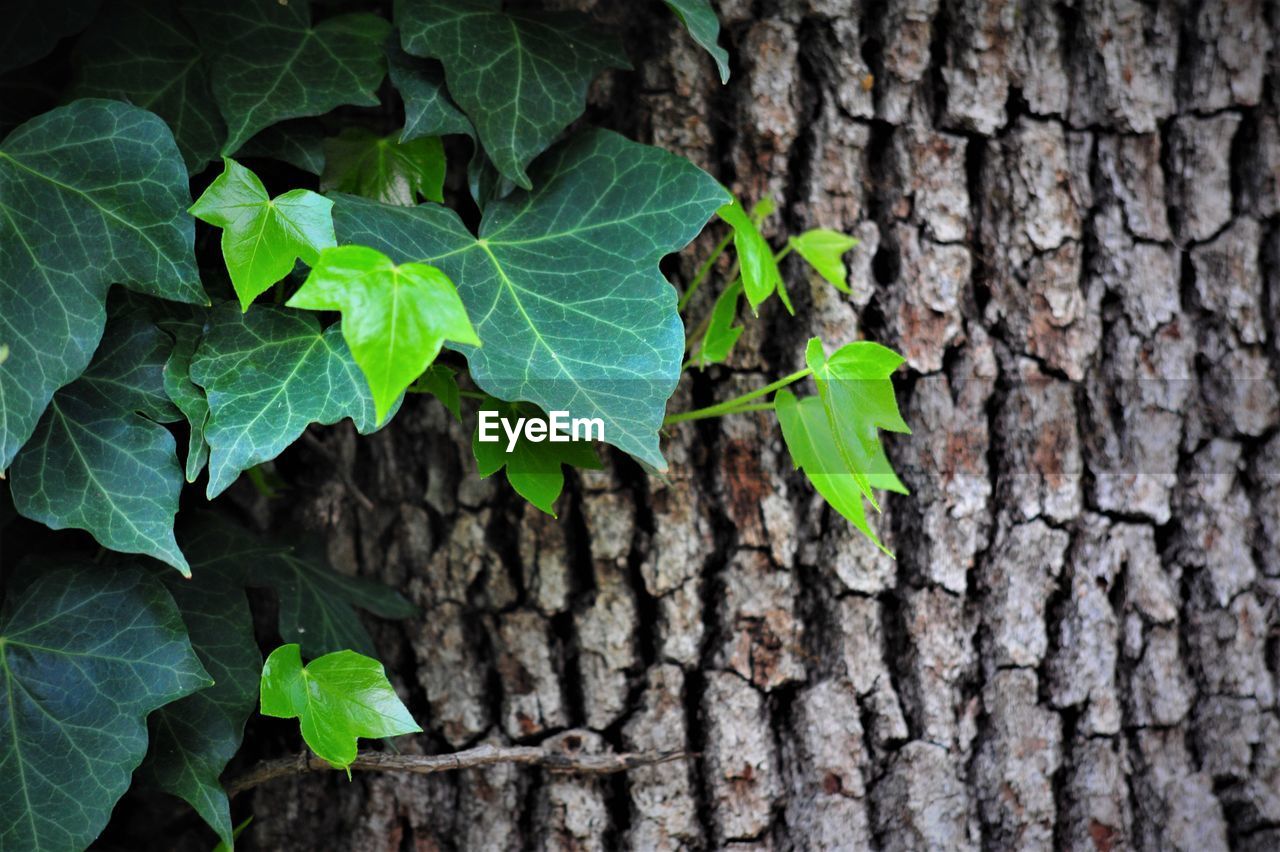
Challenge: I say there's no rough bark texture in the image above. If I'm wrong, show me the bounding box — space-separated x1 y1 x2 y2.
233 1 1280 849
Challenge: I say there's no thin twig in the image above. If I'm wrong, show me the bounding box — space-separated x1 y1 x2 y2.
227 745 691 797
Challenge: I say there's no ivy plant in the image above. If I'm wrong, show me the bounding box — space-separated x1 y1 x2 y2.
0 0 909 849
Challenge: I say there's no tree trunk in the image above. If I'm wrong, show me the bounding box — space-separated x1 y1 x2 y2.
235 1 1280 849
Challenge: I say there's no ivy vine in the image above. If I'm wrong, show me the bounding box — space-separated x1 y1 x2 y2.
0 0 910 849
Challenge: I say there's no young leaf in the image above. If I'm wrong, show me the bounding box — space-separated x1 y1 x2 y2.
804 337 911 510
695 279 744 368
70 0 225 170
321 128 447 206
10 310 190 572
397 0 629 189
189 303 388 498
333 128 729 470
288 245 479 424
187 0 391 154
410 364 463 421
260 644 422 771
662 0 730 83
136 518 263 848
190 158 336 310
717 197 785 314
774 389 904 555
472 400 602 516
0 561 211 852
0 0 99 74
386 41 474 144
789 229 858 294
0 100 201 471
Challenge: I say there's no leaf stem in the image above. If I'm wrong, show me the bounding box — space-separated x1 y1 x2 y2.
678 232 733 312
663 368 811 425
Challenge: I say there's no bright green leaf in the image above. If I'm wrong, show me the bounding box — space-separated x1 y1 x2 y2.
260 644 421 771
804 337 911 511
333 129 729 470
775 389 904 555
717 197 784 314
410 364 463 421
0 561 211 851
472 400 602 516
0 99 201 471
696 279 744 368
288 245 478 424
70 0 225 170
0 0 99 74
321 128 447 206
662 0 730 83
191 158 336 310
137 516 263 847
387 41 474 144
249 537 419 659
397 0 628 189
189 303 388 498
10 309 190 572
790 229 858 294
186 0 390 155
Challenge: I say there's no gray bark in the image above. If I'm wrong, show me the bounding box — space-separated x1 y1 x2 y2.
235 1 1280 849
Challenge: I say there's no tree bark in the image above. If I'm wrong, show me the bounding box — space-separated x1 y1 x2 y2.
231 1 1280 849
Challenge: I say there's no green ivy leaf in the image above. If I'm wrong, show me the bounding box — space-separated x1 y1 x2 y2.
70 0 225 170
191 158 336 310
775 389 905 555
10 309 190 572
189 303 388 498
386 41 473 144
804 337 911 512
249 538 419 659
397 0 628 189
288 245 478 424
790 229 858 294
0 561 211 851
0 99 202 471
333 129 729 470
136 516 263 848
260 643 421 770
662 0 730 83
717 197 784 314
239 119 327 176
472 400 602 516
695 279 745 368
0 0 100 74
410 364 463 421
162 315 212 482
321 128 448 206
187 0 390 155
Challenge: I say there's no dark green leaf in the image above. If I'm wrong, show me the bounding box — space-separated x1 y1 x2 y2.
288 246 477 423
332 129 729 470
70 0 225 170
0 561 210 851
162 315 212 482
662 0 729 83
260 644 420 770
0 0 100 74
321 128 447 206
472 400 601 516
137 516 263 847
190 158 336 310
238 120 327 176
0 99 202 471
789 229 858 294
410 364 462 421
397 0 628 189
186 0 391 155
774 389 904 555
386 41 473 144
10 310 190 572
189 303 387 498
